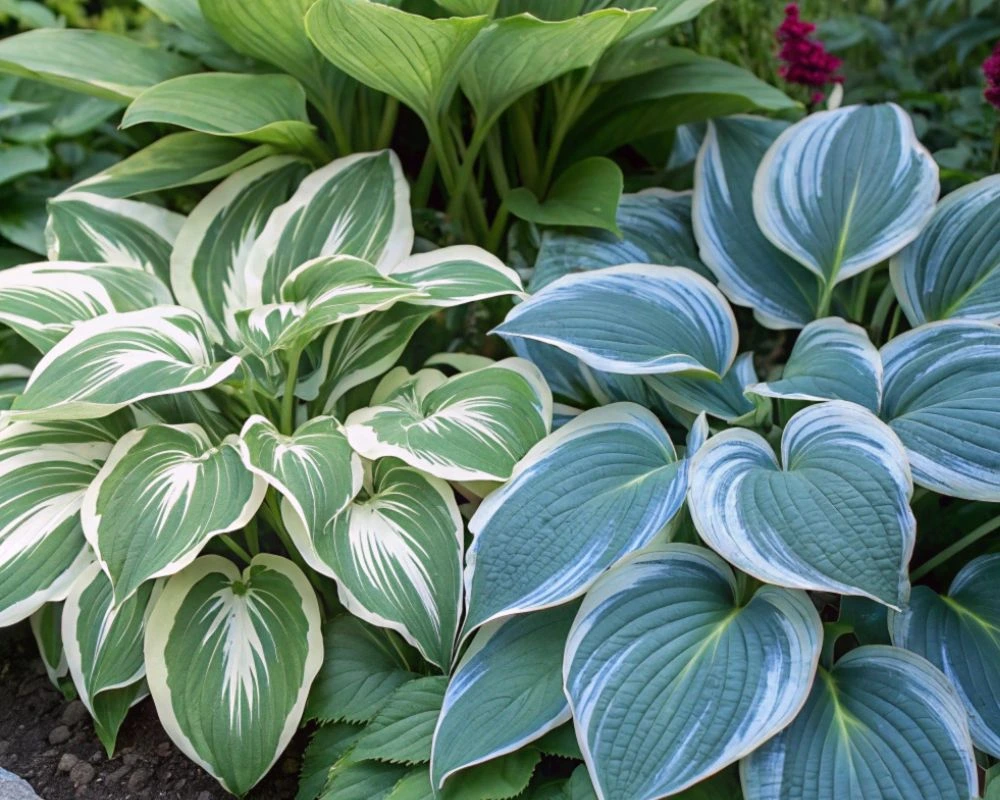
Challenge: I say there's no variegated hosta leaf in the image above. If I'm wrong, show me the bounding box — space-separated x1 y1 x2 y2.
646 351 763 424
63 561 158 754
234 303 306 359
431 603 575 789
742 646 977 800
565 544 821 800
891 553 1000 757
891 174 1000 325
144 554 322 796
753 103 939 287
463 403 687 635
133 390 236 442
286 458 463 670
494 264 736 377
82 423 266 605
244 150 413 304
0 364 30 412
388 245 523 307
0 261 172 353
345 359 551 482
46 191 186 283
31 602 69 691
689 401 914 608
170 155 310 345
7 306 241 422
747 317 882 412
880 320 1000 500
693 115 820 329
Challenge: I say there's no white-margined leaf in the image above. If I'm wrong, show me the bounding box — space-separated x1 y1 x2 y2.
7 306 241 422
0 364 30 411
463 403 687 634
63 561 158 754
431 603 575 788
494 264 737 377
689 401 914 607
345 359 551 482
880 320 1000 500
646 351 762 423
244 150 412 304
747 317 882 412
133 391 235 441
891 174 1000 325
31 602 69 692
46 192 185 283
753 103 939 287
81 423 266 605
0 261 172 353
693 115 820 328
145 554 322 796
891 553 1000 756
389 245 523 307
352 675 447 765
742 646 977 800
170 155 310 345
565 544 821 800
234 304 306 359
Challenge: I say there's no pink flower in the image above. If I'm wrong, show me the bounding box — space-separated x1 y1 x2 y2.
776 3 843 103
984 42 1000 110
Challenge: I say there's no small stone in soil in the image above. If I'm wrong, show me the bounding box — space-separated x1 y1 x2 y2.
57 753 79 772
69 761 96 786
47 726 70 744
196 792 213 800
0 740 9 756
60 701 89 727
106 765 130 785
127 768 152 791
123 752 140 767
156 741 172 757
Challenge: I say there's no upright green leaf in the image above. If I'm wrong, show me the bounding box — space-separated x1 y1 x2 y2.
353 676 448 765
505 158 622 234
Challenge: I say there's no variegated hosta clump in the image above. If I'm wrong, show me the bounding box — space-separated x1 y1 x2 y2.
0 148 551 796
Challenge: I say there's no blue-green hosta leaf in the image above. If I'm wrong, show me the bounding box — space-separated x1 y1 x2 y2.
389 245 523 307
880 320 1000 500
747 317 882 412
30 602 69 692
753 103 939 287
891 553 1000 756
81 423 266 605
431 604 575 789
689 401 914 607
170 155 310 345
245 150 412 304
742 646 977 800
345 359 551 482
62 562 158 754
507 337 594 407
693 116 820 329
495 264 737 377
646 351 761 424
353 676 448 765
46 192 185 283
284 457 463 670
891 174 1000 325
145 554 323 796
7 306 241 423
0 261 172 353
464 403 687 634
565 544 821 800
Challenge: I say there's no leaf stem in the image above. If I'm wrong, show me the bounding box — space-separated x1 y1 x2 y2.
280 346 303 435
538 64 599 193
911 513 1000 582
445 120 492 228
509 98 539 191
219 534 253 565
375 97 399 150
245 517 260 556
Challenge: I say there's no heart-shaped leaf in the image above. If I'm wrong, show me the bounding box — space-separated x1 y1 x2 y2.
506 158 623 234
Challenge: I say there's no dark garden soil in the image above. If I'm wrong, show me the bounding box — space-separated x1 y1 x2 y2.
1 624 303 800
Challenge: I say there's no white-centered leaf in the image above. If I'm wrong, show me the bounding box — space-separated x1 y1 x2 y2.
81 423 266 605
389 245 523 307
7 306 241 423
464 403 687 634
144 554 322 796
690 401 915 607
494 264 737 377
753 103 939 287
565 544 821 800
742 646 978 800
345 359 551 482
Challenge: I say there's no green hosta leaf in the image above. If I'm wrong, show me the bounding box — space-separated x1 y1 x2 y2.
145 554 322 797
345 359 551 482
742 646 977 800
122 73 324 155
435 0 497 14
495 264 736 377
353 676 447 765
7 306 241 423
431 604 575 788
30 602 69 692
891 173 1000 325
464 403 687 634
880 320 1000 500
693 115 820 329
245 150 413 304
747 318 882 411
506 158 622 234
82 423 265 604
321 761 409 800
754 103 939 288
891 553 1000 756
0 143 49 186
689 401 915 607
388 768 434 800
63 562 157 754
0 29 195 102
389 245 523 307
590 0 717 42
440 748 541 800
565 544 821 799
646 351 761 424
0 261 172 353
45 193 184 284
139 0 234 51
298 723 362 800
